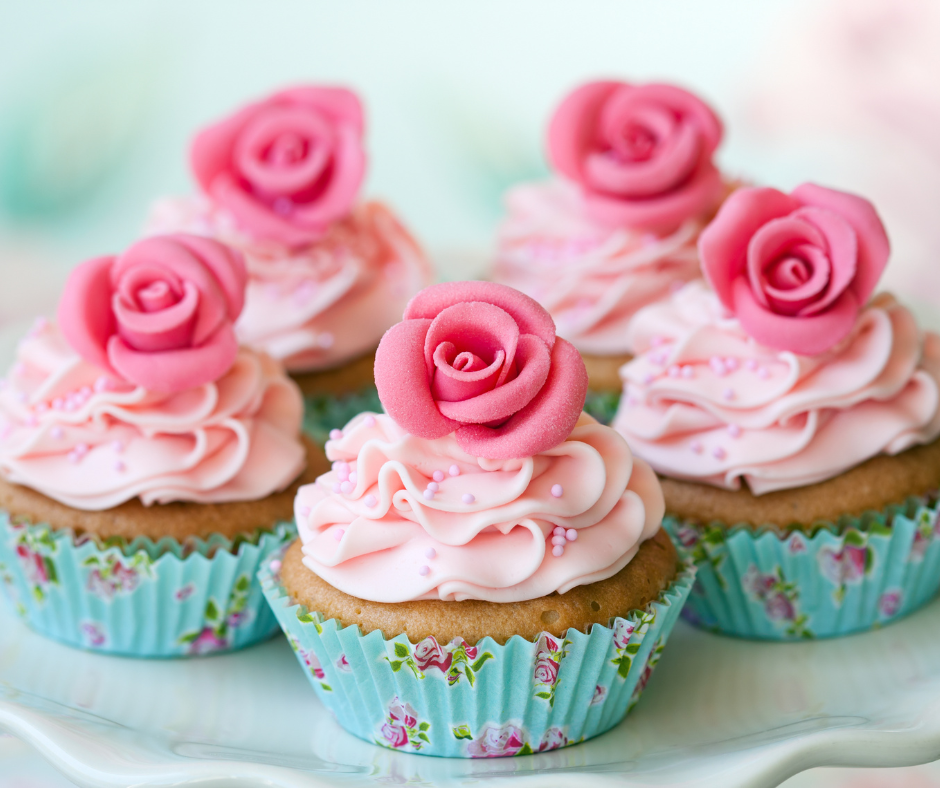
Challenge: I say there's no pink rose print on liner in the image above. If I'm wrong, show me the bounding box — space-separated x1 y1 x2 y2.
590 685 607 705
378 697 430 751
879 589 903 618
467 723 526 758
699 183 890 356
335 653 352 672
548 81 724 232
16 545 50 587
819 544 868 587
58 234 247 393
374 281 588 459
80 622 106 648
191 86 366 247
413 636 453 673
538 727 569 753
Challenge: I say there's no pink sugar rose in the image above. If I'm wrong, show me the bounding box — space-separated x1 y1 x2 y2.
191 86 366 247
58 234 247 394
413 636 453 673
375 282 588 459
548 81 724 231
699 183 890 356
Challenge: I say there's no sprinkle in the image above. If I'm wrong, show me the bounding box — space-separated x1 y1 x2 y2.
35 402 48 413
448 464 460 477
52 398 64 410
340 481 354 494
364 415 376 428
682 366 695 379
332 482 342 494
75 443 89 455
642 372 655 385
64 399 77 412
348 471 357 484
425 548 437 559
757 367 770 380
114 460 126 473
668 365 681 378
725 357 739 371
50 426 64 440
690 440 703 454
650 335 665 347
722 388 735 401
552 545 565 557
269 559 282 573
112 440 124 453
461 493 476 504
426 482 439 492
300 506 311 517
333 460 349 472
329 429 343 441
566 529 578 542
432 470 445 483
0 379 5 389
552 536 567 546
24 415 37 427
650 352 667 367
745 359 758 371
423 489 435 500
553 526 566 537
334 528 345 542
317 332 334 349
336 466 349 482
79 386 92 398
727 424 742 438
364 494 377 508
713 446 726 460
709 356 727 376
551 484 564 498
418 565 430 576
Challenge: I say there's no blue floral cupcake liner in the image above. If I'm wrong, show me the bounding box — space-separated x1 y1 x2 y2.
302 386 382 446
258 551 695 758
664 497 940 640
0 511 295 657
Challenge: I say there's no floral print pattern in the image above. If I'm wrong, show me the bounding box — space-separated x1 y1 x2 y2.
628 636 666 712
80 622 107 647
178 574 253 655
533 633 570 705
818 535 872 604
84 553 154 600
910 507 940 562
610 609 655 679
0 561 25 617
387 636 494 686
8 522 58 603
879 589 903 618
288 635 332 692
377 697 430 751
451 722 577 758
742 565 814 639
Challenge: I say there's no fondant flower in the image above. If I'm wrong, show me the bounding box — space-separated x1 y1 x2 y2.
191 86 366 247
699 183 890 356
374 282 588 459
548 81 724 231
58 234 247 393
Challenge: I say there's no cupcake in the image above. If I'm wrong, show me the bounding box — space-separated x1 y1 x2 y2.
612 183 940 640
0 233 327 656
148 85 433 444
260 281 694 757
492 80 731 424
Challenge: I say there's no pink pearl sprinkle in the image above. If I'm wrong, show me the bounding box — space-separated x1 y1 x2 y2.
418 565 430 576
710 357 727 376
553 526 566 537
24 415 37 427
745 359 758 371
425 548 437 559
668 365 681 378
552 545 565 557
423 489 435 500
68 452 80 464
364 494 377 508
76 443 88 455
52 397 64 410
650 335 665 347
725 357 739 371
336 467 349 482
300 506 311 517
757 367 770 380
691 440 703 454
566 529 578 542
270 559 282 572
552 536 567 546
728 424 742 438
112 440 124 453
332 482 341 494
329 429 343 441
643 372 655 385
713 446 726 460
334 528 345 541
114 460 125 473
364 415 376 428
551 484 563 498
340 481 354 494
426 482 439 492
448 464 460 477
348 471 357 484
650 352 667 367
723 388 735 401
50 426 64 440
682 366 694 379
432 470 445 483
462 493 475 504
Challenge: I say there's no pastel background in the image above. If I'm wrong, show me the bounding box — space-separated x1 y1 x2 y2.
2 0 939 784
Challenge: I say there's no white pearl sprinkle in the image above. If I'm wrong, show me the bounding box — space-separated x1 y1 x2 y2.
650 335 665 347
713 446 726 460
552 545 564 557
418 565 430 576
364 494 377 507
112 440 124 453
745 359 758 371
329 429 343 441
643 372 655 385
682 366 694 379
668 365 681 378
448 464 460 477
551 484 563 498
50 426 64 440
340 481 354 494
423 489 435 500
727 424 742 438
566 529 578 542
432 470 445 482
553 526 566 537
332 482 342 494
691 440 703 454
349 471 357 484
722 388 735 401
425 548 437 559
426 482 439 492
725 357 739 371
757 367 770 380
270 559 281 572
462 493 475 504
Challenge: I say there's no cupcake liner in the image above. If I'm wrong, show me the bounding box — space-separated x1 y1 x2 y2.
583 390 621 426
664 497 940 640
0 511 295 657
258 553 695 758
302 386 382 446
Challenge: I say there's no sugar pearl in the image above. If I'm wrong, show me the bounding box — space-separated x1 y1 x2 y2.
432 470 445 483
461 493 475 504
448 464 460 477
423 489 435 500
551 484 564 498
364 415 376 428
341 481 354 494
745 359 758 371
425 548 437 559
552 545 565 557
332 482 342 494
364 494 377 508
682 366 695 379
418 565 430 576
112 440 124 453
552 536 567 546
300 506 311 517
553 526 566 537
334 528 345 541
329 429 343 441
336 466 349 482
722 388 735 401
668 365 681 378
642 372 655 385
757 367 770 380
426 482 439 492
727 424 742 438
114 460 126 473
269 559 282 572
725 357 739 371
50 426 64 440
566 529 578 542
348 471 357 484
691 440 703 454
713 447 726 460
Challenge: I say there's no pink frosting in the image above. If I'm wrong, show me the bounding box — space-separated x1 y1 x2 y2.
191 86 366 248
548 81 724 232
148 198 432 373
0 320 305 510
295 412 663 603
58 234 247 394
611 282 940 494
374 282 588 460
700 183 890 357
493 179 704 355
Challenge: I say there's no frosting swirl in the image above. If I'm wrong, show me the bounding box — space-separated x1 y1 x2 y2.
148 198 432 373
493 180 703 355
0 320 305 510
611 282 940 494
295 412 663 603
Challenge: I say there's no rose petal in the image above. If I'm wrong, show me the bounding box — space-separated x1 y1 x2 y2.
547 81 623 183
746 214 829 311
455 337 587 458
112 280 199 352
764 245 833 315
699 187 803 310
431 342 505 402
375 318 459 439
290 124 367 228
107 320 240 393
732 277 859 356
58 255 118 375
789 206 859 316
170 234 247 327
404 281 557 350
438 333 551 424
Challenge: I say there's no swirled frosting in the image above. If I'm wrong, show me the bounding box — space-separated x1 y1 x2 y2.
492 180 703 355
611 281 940 494
148 198 432 373
295 411 664 603
0 320 306 510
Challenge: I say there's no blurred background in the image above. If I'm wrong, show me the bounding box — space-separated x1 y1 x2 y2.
2 1 940 783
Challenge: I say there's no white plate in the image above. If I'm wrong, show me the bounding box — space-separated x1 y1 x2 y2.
3 593 940 788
